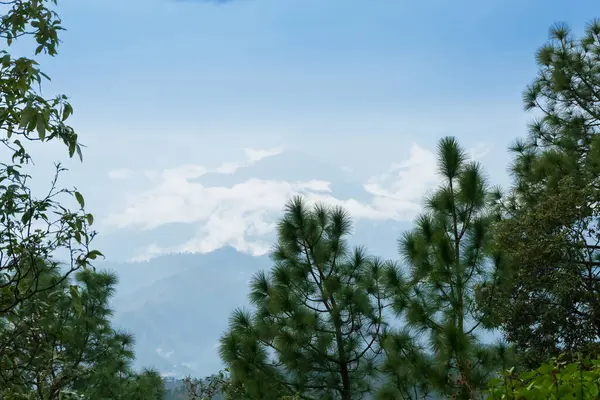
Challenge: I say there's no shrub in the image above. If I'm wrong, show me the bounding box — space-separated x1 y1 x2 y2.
486 355 600 399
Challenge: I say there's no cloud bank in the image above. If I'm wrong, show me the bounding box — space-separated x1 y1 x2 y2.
105 143 486 261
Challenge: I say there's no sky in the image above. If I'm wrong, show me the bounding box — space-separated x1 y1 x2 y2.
22 0 600 261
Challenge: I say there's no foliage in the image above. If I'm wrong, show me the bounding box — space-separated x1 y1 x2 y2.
182 369 246 399
480 19 600 368
0 1 134 397
486 355 600 399
380 137 515 399
2 3 599 400
0 261 164 399
177 370 304 400
0 0 102 374
219 197 388 400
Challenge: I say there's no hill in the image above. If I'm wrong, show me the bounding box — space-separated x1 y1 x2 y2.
103 248 270 377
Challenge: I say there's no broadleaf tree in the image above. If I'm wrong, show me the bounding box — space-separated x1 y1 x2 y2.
479 19 600 368
0 0 101 362
219 196 388 400
182 369 247 400
0 1 167 396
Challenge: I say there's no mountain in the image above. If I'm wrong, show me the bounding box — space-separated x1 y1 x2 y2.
95 150 414 377
103 229 405 378
105 247 270 377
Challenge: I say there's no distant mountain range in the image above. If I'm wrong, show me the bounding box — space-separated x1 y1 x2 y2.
102 228 405 378
93 150 414 377
102 247 270 377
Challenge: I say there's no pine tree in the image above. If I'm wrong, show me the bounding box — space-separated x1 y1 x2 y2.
219 196 387 400
481 19 600 367
375 327 435 399
0 261 165 399
383 137 513 399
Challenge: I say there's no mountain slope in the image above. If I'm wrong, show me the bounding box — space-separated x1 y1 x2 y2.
106 248 270 377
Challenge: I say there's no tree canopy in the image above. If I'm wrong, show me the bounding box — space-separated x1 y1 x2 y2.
3 2 600 400
480 18 600 368
0 0 164 398
378 137 515 399
1 262 165 399
220 197 388 400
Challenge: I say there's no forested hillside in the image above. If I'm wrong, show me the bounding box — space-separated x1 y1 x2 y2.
1 0 600 399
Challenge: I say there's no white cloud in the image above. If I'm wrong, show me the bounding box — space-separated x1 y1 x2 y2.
106 143 487 261
156 347 174 359
364 143 439 203
108 168 135 180
130 243 167 262
108 147 282 185
469 142 491 161
209 146 284 175
213 162 240 174
161 164 208 180
143 170 159 181
180 362 197 370
111 146 284 189
243 146 283 163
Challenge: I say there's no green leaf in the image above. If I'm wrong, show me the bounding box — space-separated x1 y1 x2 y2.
19 106 34 128
86 213 94 226
72 299 83 317
74 191 84 209
21 207 34 224
1 53 10 67
590 383 599 397
69 285 79 299
36 112 45 140
87 249 104 260
62 103 72 121
68 139 76 158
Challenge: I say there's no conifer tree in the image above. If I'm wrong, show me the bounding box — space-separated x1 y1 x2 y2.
382 137 513 399
219 197 387 400
0 261 165 399
480 19 600 367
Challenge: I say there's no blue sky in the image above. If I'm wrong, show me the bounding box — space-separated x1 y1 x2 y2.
25 0 600 261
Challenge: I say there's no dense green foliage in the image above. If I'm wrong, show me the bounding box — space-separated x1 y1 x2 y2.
479 18 600 369
0 0 95 316
0 261 165 398
486 356 600 399
2 1 600 399
219 197 387 400
207 17 600 400
0 0 163 398
378 138 515 399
